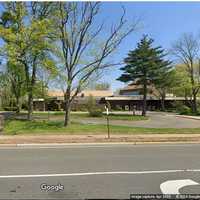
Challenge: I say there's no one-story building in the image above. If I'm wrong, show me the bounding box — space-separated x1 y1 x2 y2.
33 82 197 111
33 90 113 111
100 82 187 111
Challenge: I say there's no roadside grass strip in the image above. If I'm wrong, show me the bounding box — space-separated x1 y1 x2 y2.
4 119 200 135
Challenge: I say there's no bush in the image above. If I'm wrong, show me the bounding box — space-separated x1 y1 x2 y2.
3 107 18 111
88 109 103 117
178 105 191 115
71 104 88 111
197 107 200 116
86 95 103 117
113 105 123 111
172 101 191 115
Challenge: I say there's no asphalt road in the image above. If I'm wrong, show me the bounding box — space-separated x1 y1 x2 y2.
0 143 200 199
75 112 200 128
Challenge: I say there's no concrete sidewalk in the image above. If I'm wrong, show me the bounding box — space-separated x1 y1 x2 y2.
1 134 200 145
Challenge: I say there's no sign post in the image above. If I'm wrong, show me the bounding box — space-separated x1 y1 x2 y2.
105 105 110 139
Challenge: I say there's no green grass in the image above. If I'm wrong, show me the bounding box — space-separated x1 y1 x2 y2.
71 113 148 121
4 119 200 135
30 112 148 121
104 113 148 121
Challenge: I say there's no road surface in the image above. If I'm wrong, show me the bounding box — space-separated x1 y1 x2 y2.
0 143 200 199
74 111 200 128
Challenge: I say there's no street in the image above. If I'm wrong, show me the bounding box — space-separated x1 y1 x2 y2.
0 143 200 199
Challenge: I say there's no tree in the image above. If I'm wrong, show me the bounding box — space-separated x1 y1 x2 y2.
117 35 171 116
172 64 193 104
0 3 27 112
0 72 13 108
171 33 200 114
88 82 110 90
55 2 138 126
0 2 57 119
6 61 26 113
154 69 177 111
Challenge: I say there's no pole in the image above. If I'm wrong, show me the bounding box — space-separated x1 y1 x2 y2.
47 102 50 121
105 106 110 139
106 113 110 139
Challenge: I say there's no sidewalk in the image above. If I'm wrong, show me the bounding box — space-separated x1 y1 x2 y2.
1 134 200 145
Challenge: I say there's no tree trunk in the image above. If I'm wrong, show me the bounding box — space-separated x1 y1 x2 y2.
43 100 46 112
64 88 71 127
190 68 197 114
142 82 147 116
64 100 71 127
161 94 166 111
16 96 20 114
27 92 33 121
27 59 37 121
192 91 197 114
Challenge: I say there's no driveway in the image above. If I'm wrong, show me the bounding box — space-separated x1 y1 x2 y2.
74 112 200 129
2 111 200 129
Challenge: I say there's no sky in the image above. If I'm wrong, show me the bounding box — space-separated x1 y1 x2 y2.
1 2 200 92
98 2 200 91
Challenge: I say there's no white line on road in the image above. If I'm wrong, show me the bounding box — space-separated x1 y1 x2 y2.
0 169 200 179
160 179 199 194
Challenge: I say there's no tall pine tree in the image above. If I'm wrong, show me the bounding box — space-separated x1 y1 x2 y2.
117 35 171 116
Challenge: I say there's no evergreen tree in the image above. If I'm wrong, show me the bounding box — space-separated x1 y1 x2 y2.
117 35 171 116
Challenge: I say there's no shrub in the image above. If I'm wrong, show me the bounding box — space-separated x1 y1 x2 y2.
178 105 191 115
88 109 103 117
86 95 103 117
197 107 200 116
71 104 88 111
3 107 18 111
113 105 123 111
172 101 191 115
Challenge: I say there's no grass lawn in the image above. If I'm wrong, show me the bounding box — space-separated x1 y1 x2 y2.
4 119 200 135
30 112 149 121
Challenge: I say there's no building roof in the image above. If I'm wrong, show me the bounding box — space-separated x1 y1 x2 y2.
48 91 64 97
47 90 113 98
104 96 197 101
79 90 113 97
121 82 156 92
122 84 143 91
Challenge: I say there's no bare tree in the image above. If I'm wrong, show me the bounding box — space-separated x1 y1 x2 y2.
172 33 200 113
55 2 139 126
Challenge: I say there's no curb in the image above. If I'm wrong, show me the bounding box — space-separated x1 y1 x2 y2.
0 141 200 148
176 115 200 120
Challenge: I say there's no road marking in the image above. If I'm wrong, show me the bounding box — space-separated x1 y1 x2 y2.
160 179 199 194
0 169 200 179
